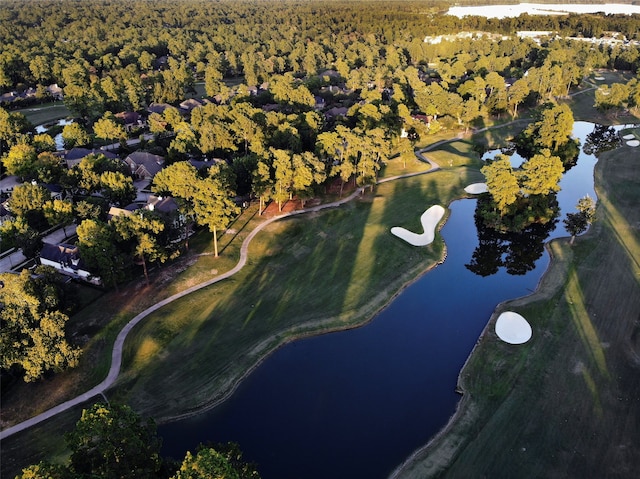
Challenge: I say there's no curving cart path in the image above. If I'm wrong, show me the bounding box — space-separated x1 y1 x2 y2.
0 136 453 441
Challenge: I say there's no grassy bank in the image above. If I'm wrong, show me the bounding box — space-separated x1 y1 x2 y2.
393 86 640 477
0 128 483 477
16 103 71 126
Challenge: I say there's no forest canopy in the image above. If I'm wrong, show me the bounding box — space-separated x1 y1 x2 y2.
1 0 639 95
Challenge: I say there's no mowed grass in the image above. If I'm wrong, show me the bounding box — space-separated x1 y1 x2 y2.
15 103 71 126
1 133 483 477
112 165 481 419
395 133 640 476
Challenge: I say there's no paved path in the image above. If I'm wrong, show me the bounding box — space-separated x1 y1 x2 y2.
0 140 444 440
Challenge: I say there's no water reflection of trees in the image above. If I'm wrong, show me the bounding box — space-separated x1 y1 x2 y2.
583 124 621 156
466 199 559 276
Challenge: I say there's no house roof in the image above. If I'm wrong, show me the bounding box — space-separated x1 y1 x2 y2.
147 102 172 115
179 98 204 111
124 151 165 176
107 206 134 220
40 243 89 272
325 106 348 118
146 195 178 214
115 111 141 124
60 148 118 161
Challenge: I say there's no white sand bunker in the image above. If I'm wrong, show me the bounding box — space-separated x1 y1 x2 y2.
495 311 532 345
626 140 639 147
391 205 445 246
595 76 605 80
464 183 488 194
622 134 635 140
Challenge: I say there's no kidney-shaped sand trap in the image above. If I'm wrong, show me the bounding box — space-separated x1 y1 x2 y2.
391 205 445 246
626 140 639 147
464 183 489 194
495 311 532 344
622 134 635 140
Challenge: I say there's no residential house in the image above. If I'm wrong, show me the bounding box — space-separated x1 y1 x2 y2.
123 151 165 180
179 98 204 113
115 111 144 132
0 203 14 226
0 92 18 104
107 204 140 221
145 195 190 242
147 102 172 115
39 243 101 285
47 84 64 100
324 106 348 120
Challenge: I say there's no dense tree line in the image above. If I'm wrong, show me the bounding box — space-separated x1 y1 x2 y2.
0 267 80 382
0 0 639 101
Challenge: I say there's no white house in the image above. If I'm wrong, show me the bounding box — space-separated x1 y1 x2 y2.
39 243 101 285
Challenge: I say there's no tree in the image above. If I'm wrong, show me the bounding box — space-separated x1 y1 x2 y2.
507 78 530 118
66 404 162 479
192 164 240 257
291 151 326 207
0 107 31 154
16 462 68 479
252 158 274 215
0 270 80 382
32 133 56 154
113 212 167 286
43 199 74 235
0 215 42 258
3 143 37 179
8 182 50 222
518 149 564 196
535 103 574 151
152 161 200 250
34 151 65 184
271 148 294 211
397 136 415 169
562 195 596 244
62 122 92 149
563 211 586 245
100 170 136 207
481 155 520 215
516 102 574 157
93 112 126 149
173 445 261 479
77 219 125 289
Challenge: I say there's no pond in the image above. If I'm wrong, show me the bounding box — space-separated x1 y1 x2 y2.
159 122 629 478
35 118 73 151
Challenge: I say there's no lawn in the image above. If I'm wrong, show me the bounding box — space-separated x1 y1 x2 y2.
393 83 640 478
